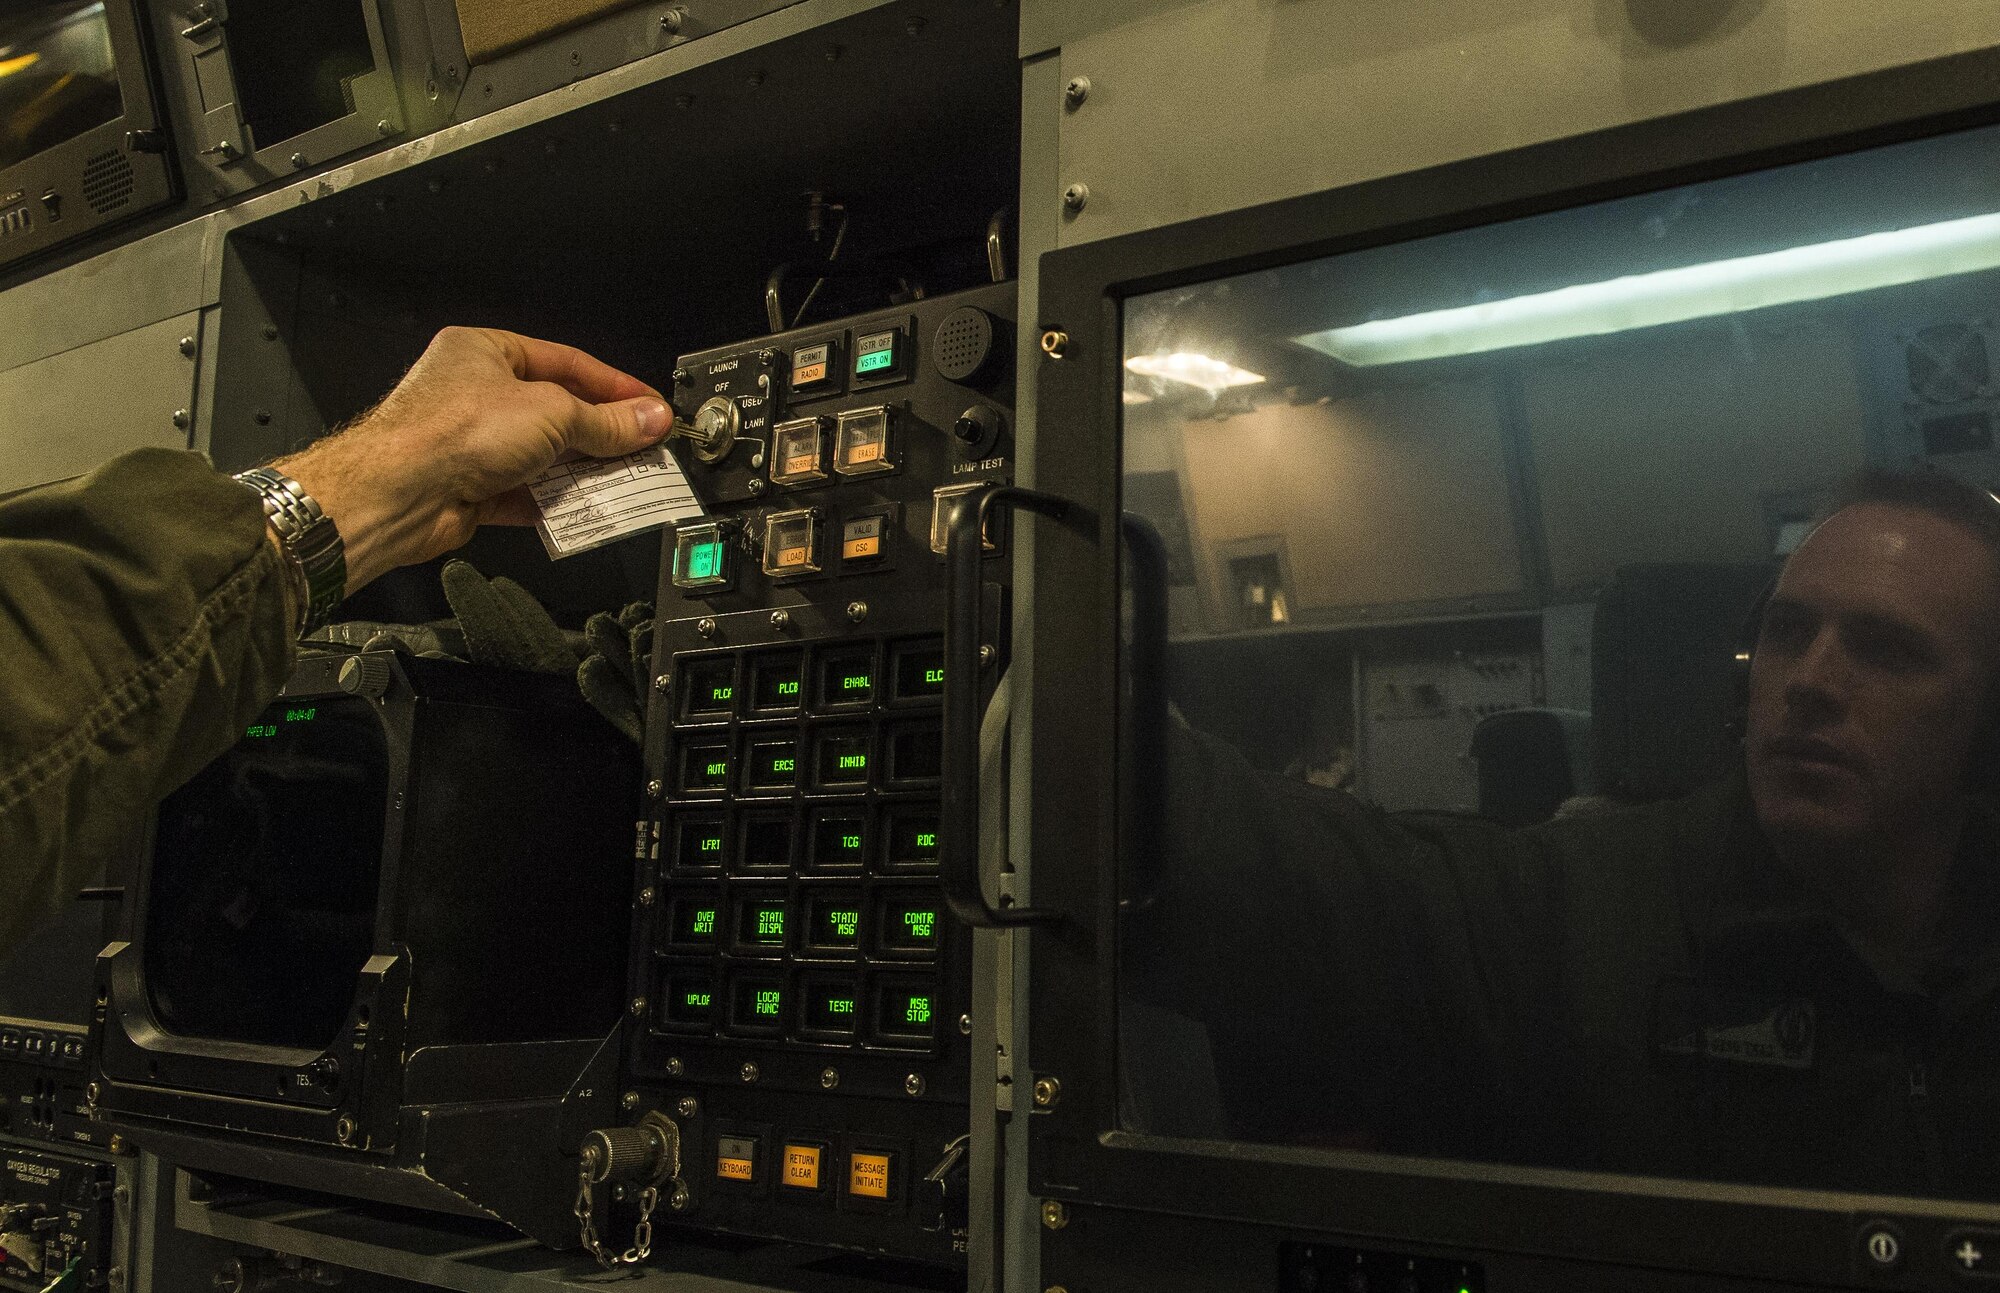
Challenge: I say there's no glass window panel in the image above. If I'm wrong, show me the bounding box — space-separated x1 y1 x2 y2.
0 2 122 171
1119 118 2000 1206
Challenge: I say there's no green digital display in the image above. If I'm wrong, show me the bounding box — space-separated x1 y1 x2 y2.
925 668 944 685
857 349 895 374
842 673 872 691
827 997 855 1015
245 724 278 739
903 910 936 939
684 990 711 1008
701 836 722 854
842 834 862 850
757 909 785 938
826 909 860 939
692 910 715 935
754 989 782 1017
905 996 932 1025
705 761 727 778
285 707 317 723
839 754 867 770
686 541 723 580
779 680 799 695
917 832 937 849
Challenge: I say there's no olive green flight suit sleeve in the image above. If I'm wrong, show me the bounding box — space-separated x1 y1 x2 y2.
0 448 297 955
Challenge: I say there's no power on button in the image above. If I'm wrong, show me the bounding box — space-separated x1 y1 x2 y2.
1861 1222 1904 1272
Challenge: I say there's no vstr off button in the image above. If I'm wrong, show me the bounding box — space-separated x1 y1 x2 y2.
1947 1230 2000 1278
1858 1221 1903 1271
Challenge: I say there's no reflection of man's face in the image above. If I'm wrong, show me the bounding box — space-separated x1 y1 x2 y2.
1746 503 2000 858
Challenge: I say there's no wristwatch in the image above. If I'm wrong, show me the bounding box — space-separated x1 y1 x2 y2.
232 467 346 637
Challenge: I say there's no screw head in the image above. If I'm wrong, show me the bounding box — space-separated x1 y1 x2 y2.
178 335 196 357
1041 1200 1069 1230
740 1062 760 1083
665 1057 685 1077
335 1115 356 1144
1033 1076 1062 1107
1041 329 1070 360
670 1183 692 1209
377 119 395 136
654 673 672 693
630 996 648 1017
696 617 717 638
1064 76 1091 109
261 324 279 341
289 152 307 169
820 1067 840 1089
846 601 868 623
959 1013 973 1035
770 609 791 630
646 779 664 798
638 886 656 906
979 644 997 667
621 1091 640 1112
171 408 191 430
86 1082 101 1105
904 1073 926 1097
676 1095 698 1117
747 477 768 496
108 1134 128 1156
1062 183 1090 213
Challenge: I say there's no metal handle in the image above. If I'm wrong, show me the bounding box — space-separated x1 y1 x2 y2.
1119 514 1170 915
942 484 1070 928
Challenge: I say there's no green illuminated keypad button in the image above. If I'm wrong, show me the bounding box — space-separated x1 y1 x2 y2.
739 816 793 870
683 658 736 718
676 817 727 869
735 896 790 951
811 814 866 870
661 971 717 1029
875 980 939 1043
682 744 730 792
885 814 941 870
889 725 943 782
667 893 722 947
803 980 862 1038
878 895 941 956
819 652 875 707
894 643 945 700
729 978 787 1033
853 328 902 381
746 739 801 789
816 732 872 787
672 522 732 591
751 652 804 711
806 894 863 951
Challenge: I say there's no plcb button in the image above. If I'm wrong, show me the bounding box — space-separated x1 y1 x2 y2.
782 1143 825 1191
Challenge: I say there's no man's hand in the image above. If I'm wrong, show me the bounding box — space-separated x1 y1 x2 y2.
273 327 673 592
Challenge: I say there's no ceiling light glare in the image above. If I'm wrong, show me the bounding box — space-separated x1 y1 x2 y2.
1294 209 2000 367
1123 351 1266 392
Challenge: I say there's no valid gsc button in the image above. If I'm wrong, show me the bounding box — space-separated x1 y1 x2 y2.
782 1143 825 1192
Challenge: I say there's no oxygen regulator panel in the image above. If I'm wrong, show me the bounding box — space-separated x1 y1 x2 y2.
622 282 1016 1265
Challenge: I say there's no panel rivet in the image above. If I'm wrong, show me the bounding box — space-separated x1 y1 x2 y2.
904 1073 926 1097
820 1067 839 1089
740 1062 760 1083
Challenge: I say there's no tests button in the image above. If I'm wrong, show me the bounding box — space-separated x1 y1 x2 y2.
717 1135 758 1183
782 1143 825 1191
848 1150 896 1200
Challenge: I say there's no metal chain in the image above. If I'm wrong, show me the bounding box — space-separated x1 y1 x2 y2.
574 1146 660 1269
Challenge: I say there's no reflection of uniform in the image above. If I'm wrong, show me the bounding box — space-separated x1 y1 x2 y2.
1131 723 2000 1200
0 450 295 955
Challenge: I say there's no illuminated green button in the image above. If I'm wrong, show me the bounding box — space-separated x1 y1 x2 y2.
820 652 875 706
887 815 941 869
682 744 730 791
684 658 736 717
808 894 862 949
895 645 945 699
737 898 788 949
816 733 871 786
730 979 786 1032
673 522 732 591
678 818 726 868
854 328 899 377
805 981 861 1037
813 815 866 869
880 896 940 955
876 982 937 1042
670 895 721 945
662 973 716 1027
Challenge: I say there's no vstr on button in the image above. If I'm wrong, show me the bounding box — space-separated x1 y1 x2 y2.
1948 1230 2000 1278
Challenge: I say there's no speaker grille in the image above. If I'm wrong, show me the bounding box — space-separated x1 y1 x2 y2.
81 149 135 215
932 308 995 383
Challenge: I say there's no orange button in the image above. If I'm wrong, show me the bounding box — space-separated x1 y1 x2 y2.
843 535 881 560
782 1144 823 1190
794 361 827 385
849 1151 892 1199
717 1135 757 1182
777 545 809 569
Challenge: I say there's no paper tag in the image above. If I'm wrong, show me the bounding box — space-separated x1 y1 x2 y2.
529 445 704 558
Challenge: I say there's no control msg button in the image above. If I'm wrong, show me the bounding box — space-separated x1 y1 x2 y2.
849 1151 894 1200
782 1144 824 1191
717 1136 757 1183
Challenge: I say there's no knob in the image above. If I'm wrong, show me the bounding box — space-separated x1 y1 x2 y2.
308 1056 341 1091
676 397 739 463
951 405 1004 456
337 655 392 698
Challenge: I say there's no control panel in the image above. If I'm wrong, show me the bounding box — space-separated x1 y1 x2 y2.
632 283 1014 1264
0 1149 115 1291
0 1019 98 1151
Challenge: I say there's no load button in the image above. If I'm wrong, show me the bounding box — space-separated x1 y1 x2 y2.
849 1150 896 1200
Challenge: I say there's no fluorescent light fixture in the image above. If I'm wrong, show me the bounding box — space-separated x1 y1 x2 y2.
1124 351 1265 392
1294 210 2000 367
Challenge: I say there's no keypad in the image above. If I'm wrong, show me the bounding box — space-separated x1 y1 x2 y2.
654 636 946 1051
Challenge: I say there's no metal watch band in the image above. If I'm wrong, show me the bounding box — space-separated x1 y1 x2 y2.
232 467 347 637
